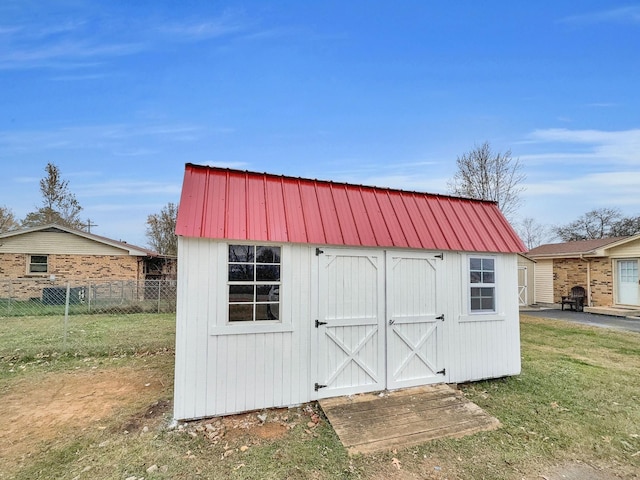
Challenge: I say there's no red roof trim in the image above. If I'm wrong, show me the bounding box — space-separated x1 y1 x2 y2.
176 164 526 253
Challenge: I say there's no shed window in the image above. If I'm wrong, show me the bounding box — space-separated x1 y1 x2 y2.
228 245 281 322
28 255 48 274
469 257 496 312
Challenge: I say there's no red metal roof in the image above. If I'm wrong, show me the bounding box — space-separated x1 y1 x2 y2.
176 164 526 253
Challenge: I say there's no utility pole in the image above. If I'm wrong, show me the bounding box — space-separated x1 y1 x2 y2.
84 219 98 233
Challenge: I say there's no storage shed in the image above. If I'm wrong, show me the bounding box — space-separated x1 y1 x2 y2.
174 164 527 420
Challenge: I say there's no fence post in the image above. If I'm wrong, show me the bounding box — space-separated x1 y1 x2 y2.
63 282 71 352
7 280 11 314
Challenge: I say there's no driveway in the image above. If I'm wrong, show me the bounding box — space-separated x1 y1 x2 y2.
522 308 640 333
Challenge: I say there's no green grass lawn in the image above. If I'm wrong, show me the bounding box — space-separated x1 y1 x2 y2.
0 312 176 363
1 313 638 479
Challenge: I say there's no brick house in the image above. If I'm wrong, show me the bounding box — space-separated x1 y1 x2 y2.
527 235 640 312
0 224 176 301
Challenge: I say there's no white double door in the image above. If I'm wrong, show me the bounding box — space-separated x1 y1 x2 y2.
315 248 444 398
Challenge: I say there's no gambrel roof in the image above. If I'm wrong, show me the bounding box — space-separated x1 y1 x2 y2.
176 163 526 253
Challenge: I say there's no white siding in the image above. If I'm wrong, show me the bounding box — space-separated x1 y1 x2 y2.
174 239 313 419
0 231 130 255
174 240 522 419
445 253 521 383
534 260 554 303
607 239 640 258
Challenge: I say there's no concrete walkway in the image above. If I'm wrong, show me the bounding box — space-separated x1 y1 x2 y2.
521 308 640 333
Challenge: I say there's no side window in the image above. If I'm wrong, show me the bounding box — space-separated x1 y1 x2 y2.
28 255 48 274
469 257 496 313
228 245 281 322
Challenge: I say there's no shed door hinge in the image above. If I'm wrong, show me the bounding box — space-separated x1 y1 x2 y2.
316 247 324 256
435 253 443 259
436 314 445 321
437 368 446 375
315 319 327 328
314 382 327 391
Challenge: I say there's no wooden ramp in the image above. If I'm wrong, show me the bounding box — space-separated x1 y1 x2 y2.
319 384 500 455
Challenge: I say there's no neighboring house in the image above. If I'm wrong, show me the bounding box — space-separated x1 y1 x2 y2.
0 224 176 301
517 254 536 307
527 235 640 310
173 164 526 420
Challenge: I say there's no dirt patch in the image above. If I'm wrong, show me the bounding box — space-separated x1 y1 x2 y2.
176 405 322 446
0 366 165 468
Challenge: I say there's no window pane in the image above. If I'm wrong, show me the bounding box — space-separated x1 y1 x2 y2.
256 304 279 320
229 304 253 321
470 258 481 270
256 265 280 281
229 285 254 303
229 264 254 281
481 297 495 310
481 287 494 297
482 272 495 283
256 285 279 302
30 264 48 273
31 255 47 264
470 271 481 283
470 287 495 312
482 258 494 271
256 246 281 263
229 245 254 262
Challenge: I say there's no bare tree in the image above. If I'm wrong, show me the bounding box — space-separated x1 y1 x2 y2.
553 207 623 241
21 163 83 229
611 215 640 237
447 142 525 220
0 205 19 233
517 217 550 250
146 202 178 256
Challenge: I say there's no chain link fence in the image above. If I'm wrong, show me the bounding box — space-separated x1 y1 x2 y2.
0 278 177 361
0 278 177 317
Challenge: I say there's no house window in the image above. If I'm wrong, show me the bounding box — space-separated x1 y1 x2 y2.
469 257 496 312
28 255 48 274
228 245 281 322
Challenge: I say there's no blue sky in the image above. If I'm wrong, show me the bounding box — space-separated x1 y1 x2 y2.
1 1 639 248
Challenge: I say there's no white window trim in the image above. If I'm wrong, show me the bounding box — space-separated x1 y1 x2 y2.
210 242 292 336
459 254 505 323
27 254 49 276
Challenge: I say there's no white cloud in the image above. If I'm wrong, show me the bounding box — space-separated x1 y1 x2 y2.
78 181 181 197
0 123 207 153
0 40 144 70
159 19 244 40
561 6 640 25
525 128 640 165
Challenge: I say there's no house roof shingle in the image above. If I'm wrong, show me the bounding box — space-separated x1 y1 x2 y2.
526 237 628 257
176 164 527 253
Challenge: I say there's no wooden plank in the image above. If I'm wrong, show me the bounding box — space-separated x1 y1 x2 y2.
319 384 500 455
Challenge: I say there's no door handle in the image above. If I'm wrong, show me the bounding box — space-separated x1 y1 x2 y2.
388 319 395 325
